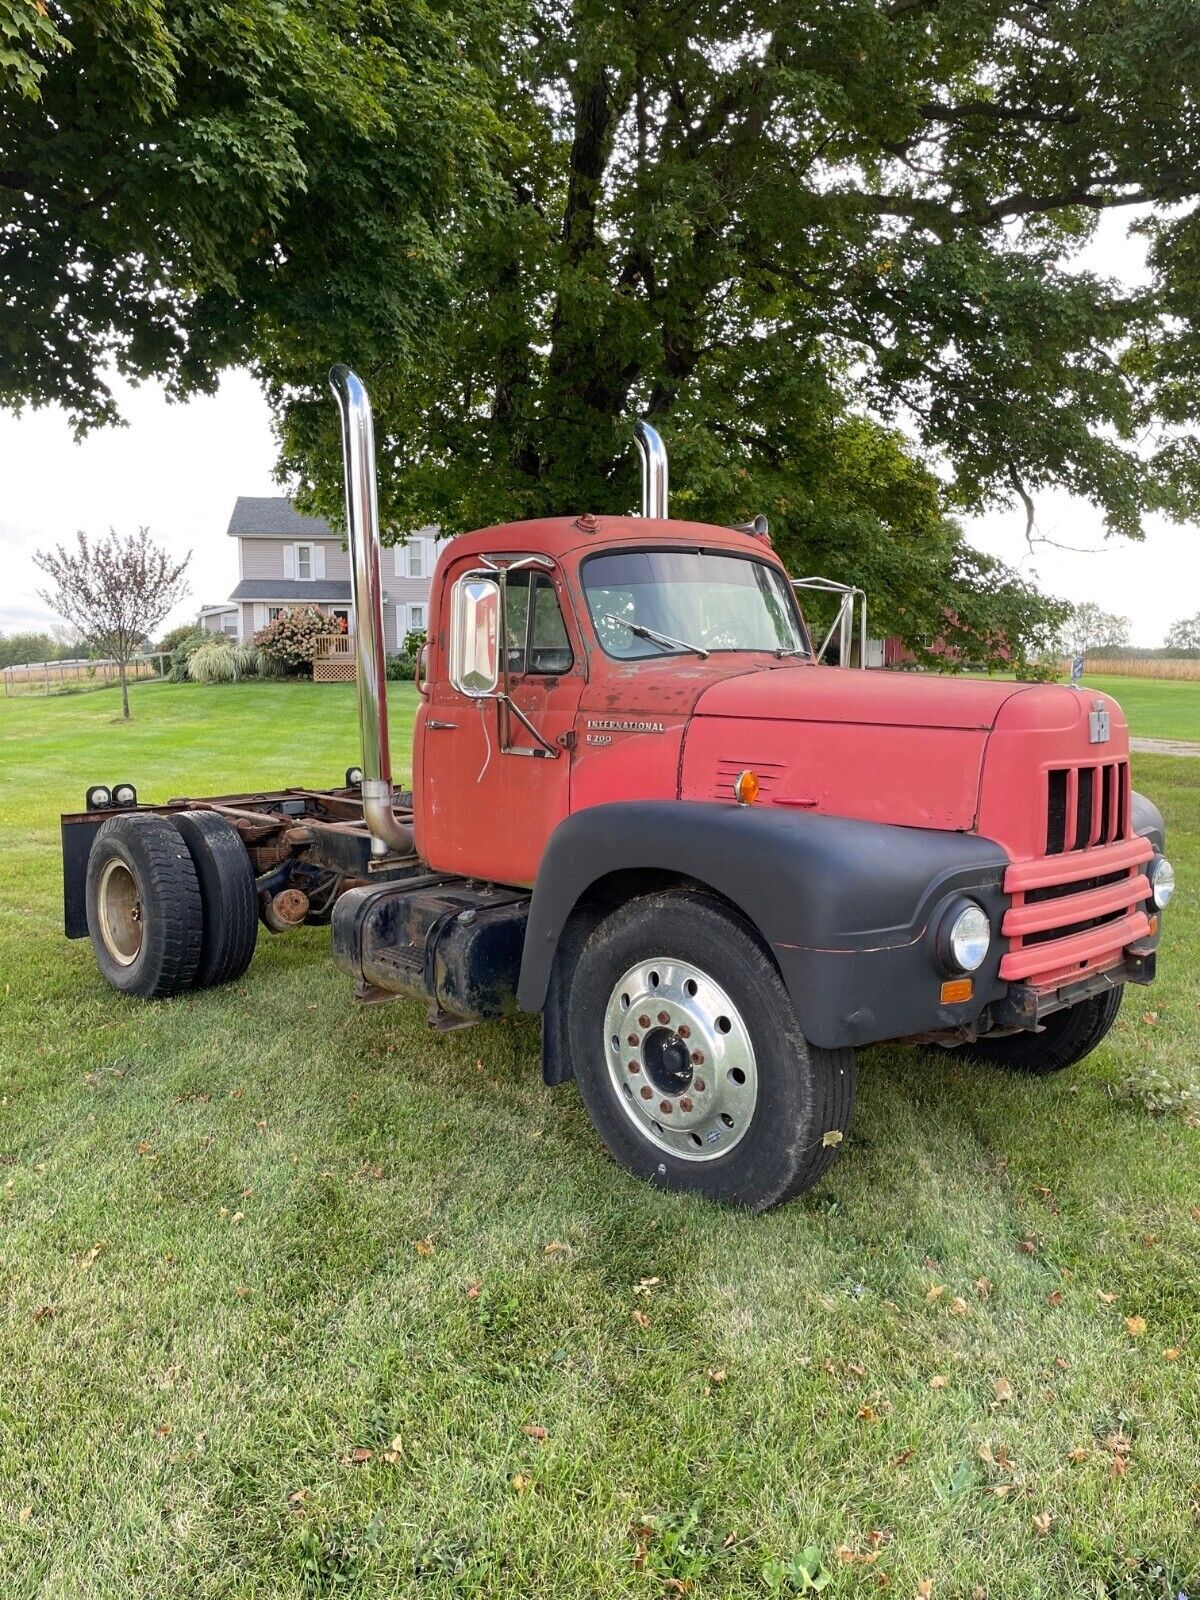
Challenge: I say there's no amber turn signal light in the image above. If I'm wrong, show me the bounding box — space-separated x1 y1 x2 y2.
940 977 974 1005
733 770 760 806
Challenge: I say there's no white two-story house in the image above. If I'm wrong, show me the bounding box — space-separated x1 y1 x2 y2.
200 498 447 667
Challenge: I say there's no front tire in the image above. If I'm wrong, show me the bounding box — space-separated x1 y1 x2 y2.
954 986 1124 1075
85 814 203 999
566 891 855 1210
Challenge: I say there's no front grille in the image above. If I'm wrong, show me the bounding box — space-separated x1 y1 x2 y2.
1000 834 1153 987
1044 761 1128 854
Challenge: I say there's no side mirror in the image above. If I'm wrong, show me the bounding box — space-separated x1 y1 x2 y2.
449 575 501 695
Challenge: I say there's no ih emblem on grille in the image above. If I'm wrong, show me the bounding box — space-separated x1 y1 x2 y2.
1089 703 1111 744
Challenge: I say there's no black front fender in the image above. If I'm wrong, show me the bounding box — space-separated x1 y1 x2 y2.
519 802 1010 1049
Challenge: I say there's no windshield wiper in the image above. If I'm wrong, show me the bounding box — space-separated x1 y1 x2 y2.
602 613 709 660
774 646 806 658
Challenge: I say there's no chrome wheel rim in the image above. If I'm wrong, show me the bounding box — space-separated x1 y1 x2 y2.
603 958 757 1162
97 858 143 966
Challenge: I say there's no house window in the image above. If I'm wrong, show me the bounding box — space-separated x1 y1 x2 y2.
222 619 238 638
268 606 283 622
409 604 426 633
408 541 424 579
296 544 312 580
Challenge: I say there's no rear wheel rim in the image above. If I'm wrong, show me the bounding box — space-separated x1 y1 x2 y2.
603 957 757 1161
97 858 143 966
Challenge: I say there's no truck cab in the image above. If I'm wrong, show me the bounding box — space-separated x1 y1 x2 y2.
62 369 1174 1211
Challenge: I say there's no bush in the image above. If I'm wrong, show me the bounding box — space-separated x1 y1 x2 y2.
187 639 260 684
164 628 208 681
387 628 428 680
253 606 338 675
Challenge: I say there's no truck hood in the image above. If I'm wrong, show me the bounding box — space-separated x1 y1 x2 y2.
691 663 1051 730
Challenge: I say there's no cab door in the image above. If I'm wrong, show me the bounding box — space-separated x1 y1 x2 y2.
418 558 583 885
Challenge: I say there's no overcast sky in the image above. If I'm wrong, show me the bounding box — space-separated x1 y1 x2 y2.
2 214 1195 646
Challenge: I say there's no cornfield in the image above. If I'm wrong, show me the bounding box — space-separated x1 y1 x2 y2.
1 657 164 697
1085 657 1200 681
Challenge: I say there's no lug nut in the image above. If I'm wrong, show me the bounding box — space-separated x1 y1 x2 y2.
657 1011 670 1025
627 1033 640 1046
638 1014 652 1029
694 1078 706 1093
679 1097 693 1113
640 1085 654 1100
677 1025 691 1039
690 1051 704 1065
627 1061 640 1074
659 1100 673 1115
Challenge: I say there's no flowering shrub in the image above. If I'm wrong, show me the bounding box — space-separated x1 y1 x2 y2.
253 606 339 674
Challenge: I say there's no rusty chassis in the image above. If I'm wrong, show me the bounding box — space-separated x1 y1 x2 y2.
61 781 422 941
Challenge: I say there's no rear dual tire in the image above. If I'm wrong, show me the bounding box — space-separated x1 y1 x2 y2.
566 891 855 1211
85 812 257 999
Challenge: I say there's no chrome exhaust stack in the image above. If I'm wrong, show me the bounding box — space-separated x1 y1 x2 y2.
328 364 414 858
634 418 668 518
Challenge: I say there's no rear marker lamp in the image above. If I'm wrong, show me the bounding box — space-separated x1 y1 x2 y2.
733 770 760 807
938 899 991 974
1148 855 1175 910
85 785 112 811
345 766 364 788
112 783 137 807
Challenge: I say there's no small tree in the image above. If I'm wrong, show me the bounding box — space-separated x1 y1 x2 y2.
1165 614 1200 650
34 528 191 718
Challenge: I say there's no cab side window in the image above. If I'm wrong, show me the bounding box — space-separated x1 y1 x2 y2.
505 572 573 677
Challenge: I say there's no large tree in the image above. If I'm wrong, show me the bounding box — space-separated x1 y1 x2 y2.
9 3 1200 663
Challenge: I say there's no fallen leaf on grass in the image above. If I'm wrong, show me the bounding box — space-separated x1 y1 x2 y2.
1163 1347 1181 1361
465 1281 480 1300
75 1241 106 1270
1124 1315 1147 1337
1018 1237 1037 1254
1047 1290 1063 1308
974 1277 992 1300
949 1297 968 1316
233 1285 251 1299
929 1376 949 1390
992 1377 1013 1402
382 1436 404 1463
1142 1012 1158 1026
287 1488 310 1507
32 1304 59 1324
1110 1455 1130 1478
916 1580 933 1597
821 1129 843 1147
857 1405 882 1423
512 1473 531 1495
1031 1511 1054 1537
1097 1290 1118 1304
632 1310 651 1330
707 1368 727 1385
891 1447 916 1468
347 1447 373 1464
521 1425 547 1442
414 1237 434 1258
542 1241 568 1256
17 1506 32 1525
1067 1448 1089 1464
925 1284 945 1302
633 1277 660 1295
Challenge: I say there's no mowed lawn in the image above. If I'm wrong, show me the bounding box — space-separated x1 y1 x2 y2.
1 679 1198 1600
1083 676 1200 744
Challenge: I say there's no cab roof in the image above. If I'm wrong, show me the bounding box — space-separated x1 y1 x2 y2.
439 515 779 566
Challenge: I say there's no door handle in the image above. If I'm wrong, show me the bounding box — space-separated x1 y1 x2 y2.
426 719 458 730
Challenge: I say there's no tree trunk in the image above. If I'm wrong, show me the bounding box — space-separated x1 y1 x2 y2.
119 658 130 719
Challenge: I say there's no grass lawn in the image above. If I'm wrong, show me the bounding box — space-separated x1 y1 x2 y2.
1082 677 1200 745
1 679 1198 1599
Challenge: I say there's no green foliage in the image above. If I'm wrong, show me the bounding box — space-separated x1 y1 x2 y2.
163 628 208 681
253 605 337 673
186 638 260 684
0 630 71 669
1165 614 1200 651
0 0 503 429
761 1548 833 1594
1058 603 1133 657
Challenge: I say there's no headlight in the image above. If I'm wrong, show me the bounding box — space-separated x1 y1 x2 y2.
112 782 137 807
1149 855 1175 910
941 900 991 973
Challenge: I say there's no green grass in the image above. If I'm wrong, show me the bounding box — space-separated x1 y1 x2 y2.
1 680 1198 1599
1082 677 1200 744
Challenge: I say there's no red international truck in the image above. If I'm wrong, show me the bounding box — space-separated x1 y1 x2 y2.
61 368 1174 1210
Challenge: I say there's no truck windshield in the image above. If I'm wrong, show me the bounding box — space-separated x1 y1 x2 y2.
582 548 808 660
